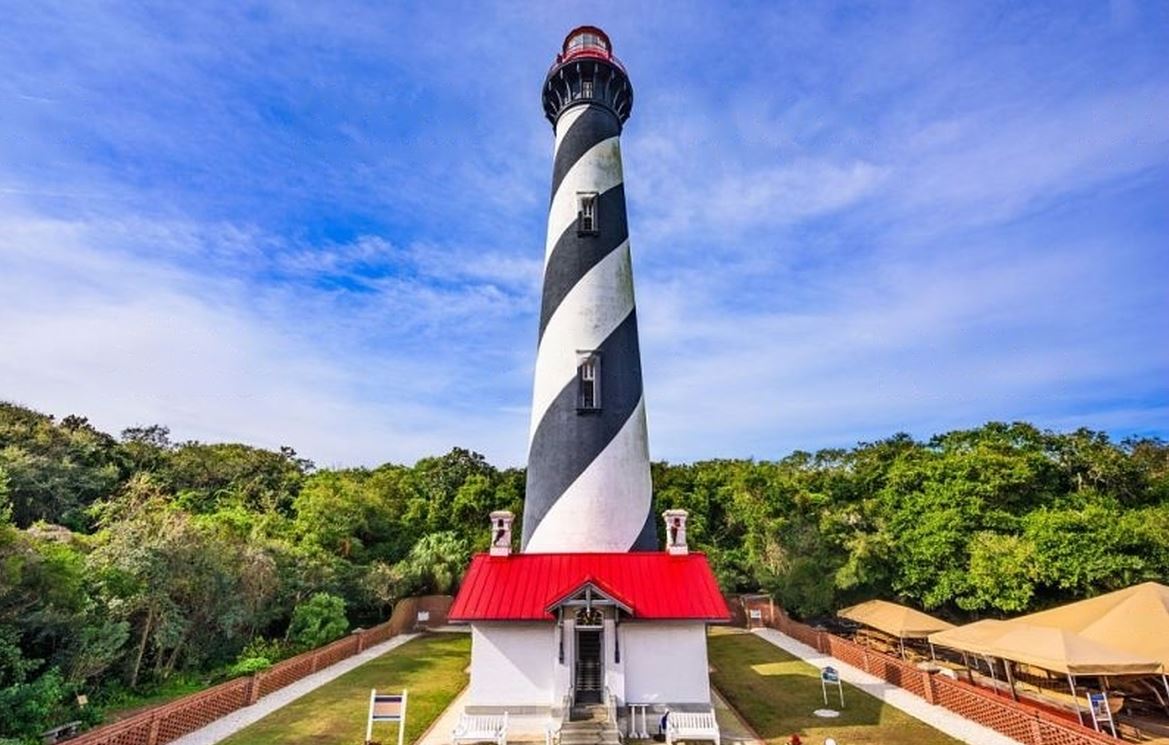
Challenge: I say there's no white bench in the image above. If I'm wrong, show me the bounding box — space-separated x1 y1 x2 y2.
665 710 720 745
452 712 508 745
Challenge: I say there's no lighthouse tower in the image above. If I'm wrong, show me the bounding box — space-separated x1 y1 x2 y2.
522 27 656 553
450 28 728 721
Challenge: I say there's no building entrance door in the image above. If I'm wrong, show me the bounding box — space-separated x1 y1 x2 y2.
574 628 603 703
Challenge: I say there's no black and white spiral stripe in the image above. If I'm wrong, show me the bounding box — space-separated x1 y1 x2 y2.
522 102 657 553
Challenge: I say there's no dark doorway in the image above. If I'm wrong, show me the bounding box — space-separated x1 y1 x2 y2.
574 628 602 703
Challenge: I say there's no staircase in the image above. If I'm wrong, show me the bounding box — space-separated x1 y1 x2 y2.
560 705 620 745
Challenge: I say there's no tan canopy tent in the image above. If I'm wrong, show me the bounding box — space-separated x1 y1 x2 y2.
1013 582 1169 669
930 620 1161 675
930 615 1165 726
838 599 955 639
928 619 1009 655
974 624 1161 677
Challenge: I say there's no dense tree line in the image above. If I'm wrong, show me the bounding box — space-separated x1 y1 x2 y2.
1 401 1166 741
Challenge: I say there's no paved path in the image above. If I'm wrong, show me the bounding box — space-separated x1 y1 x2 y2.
170 633 419 745
752 628 1020 745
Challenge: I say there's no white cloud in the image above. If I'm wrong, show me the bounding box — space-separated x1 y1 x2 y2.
0 207 532 466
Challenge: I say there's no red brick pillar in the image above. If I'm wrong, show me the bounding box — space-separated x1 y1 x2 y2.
1030 716 1044 745
862 647 871 673
310 652 320 674
922 671 936 704
248 673 262 705
146 713 162 745
356 629 366 653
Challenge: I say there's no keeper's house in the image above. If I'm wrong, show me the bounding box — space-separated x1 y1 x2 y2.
449 511 730 716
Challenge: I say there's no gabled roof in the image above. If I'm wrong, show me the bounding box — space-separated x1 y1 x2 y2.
449 552 731 622
545 578 633 614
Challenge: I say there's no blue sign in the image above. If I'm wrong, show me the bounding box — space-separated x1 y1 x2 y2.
822 667 839 683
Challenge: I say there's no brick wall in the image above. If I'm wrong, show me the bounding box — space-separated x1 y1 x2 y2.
746 601 1117 745
68 595 454 745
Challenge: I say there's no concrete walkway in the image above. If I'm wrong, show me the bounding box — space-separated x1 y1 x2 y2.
170 633 418 745
752 628 1020 745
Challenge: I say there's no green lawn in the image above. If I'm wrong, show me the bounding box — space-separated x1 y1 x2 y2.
708 628 961 745
221 632 470 745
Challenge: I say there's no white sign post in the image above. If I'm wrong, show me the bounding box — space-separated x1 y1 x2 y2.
821 667 844 708
1086 691 1116 738
366 688 408 745
748 609 763 628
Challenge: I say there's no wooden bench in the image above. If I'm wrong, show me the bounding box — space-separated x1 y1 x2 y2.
41 721 82 744
665 710 720 745
452 712 508 745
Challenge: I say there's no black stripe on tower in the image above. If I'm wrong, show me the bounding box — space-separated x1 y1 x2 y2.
522 310 656 551
550 106 622 199
539 183 628 342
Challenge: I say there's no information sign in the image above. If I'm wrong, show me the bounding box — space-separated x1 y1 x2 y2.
366 689 408 745
1086 691 1116 737
820 667 844 707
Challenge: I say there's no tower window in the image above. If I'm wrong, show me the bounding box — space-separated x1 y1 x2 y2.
581 78 594 98
577 192 598 235
577 351 601 412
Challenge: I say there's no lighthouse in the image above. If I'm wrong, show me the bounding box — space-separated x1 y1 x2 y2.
449 28 728 725
522 26 656 553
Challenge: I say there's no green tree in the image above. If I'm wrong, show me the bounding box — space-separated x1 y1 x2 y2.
397 532 470 596
287 593 347 650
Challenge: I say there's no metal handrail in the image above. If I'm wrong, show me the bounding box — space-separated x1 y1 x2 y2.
548 47 627 75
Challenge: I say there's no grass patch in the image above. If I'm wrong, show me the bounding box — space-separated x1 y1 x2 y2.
708 628 961 745
221 632 470 745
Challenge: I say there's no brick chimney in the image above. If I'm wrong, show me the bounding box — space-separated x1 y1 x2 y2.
663 509 689 555
489 510 514 557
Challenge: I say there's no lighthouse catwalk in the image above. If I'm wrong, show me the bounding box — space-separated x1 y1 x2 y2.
522 27 656 553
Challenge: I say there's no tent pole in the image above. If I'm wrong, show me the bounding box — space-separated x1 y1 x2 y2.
899 637 906 660
1067 673 1084 726
929 642 936 661
1003 659 1018 702
1162 674 1169 705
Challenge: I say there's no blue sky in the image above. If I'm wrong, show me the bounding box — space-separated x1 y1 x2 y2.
1 1 1166 467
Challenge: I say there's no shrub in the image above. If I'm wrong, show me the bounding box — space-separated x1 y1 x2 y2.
288 593 348 651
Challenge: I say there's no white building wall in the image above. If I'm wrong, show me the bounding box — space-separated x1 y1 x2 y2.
603 618 624 702
622 622 710 704
468 623 557 707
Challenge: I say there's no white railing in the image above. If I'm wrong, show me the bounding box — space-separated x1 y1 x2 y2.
604 686 620 741
547 688 573 745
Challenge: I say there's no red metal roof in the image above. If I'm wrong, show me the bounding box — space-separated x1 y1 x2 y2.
449 552 731 622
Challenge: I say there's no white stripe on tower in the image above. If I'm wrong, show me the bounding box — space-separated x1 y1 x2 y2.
525 396 651 553
528 239 633 444
522 27 656 553
543 136 622 262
